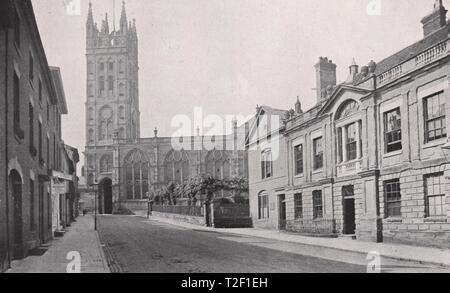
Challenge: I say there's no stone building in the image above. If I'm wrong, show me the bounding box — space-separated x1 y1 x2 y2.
0 0 71 271
247 1 450 248
84 3 249 214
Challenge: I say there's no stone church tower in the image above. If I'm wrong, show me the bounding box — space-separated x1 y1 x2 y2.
84 2 140 213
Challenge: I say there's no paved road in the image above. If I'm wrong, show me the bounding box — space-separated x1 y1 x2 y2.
97 215 448 273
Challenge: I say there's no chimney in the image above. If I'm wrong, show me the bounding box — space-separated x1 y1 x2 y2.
315 57 337 102
346 58 359 84
421 0 447 37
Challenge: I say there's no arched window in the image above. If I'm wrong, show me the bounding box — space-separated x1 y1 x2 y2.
124 149 150 199
119 59 125 73
119 106 125 119
88 108 94 121
164 150 189 183
98 107 113 141
88 129 94 144
88 84 94 97
336 100 359 120
100 154 113 173
119 83 125 96
205 150 231 180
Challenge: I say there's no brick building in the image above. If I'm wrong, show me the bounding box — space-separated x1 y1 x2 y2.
247 1 450 248
0 0 72 271
83 3 249 214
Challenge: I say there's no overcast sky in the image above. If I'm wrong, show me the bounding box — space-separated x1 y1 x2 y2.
32 0 447 156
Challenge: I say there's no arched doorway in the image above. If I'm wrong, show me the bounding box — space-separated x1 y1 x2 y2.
9 170 23 259
100 178 113 214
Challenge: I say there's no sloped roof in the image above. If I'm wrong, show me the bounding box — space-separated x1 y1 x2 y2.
374 24 450 76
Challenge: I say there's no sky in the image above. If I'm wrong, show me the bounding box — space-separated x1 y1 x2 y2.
31 0 448 160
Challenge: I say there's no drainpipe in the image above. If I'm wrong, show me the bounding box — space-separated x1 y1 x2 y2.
4 26 11 268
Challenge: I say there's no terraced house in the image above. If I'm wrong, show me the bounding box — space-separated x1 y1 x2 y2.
248 1 450 248
0 0 73 272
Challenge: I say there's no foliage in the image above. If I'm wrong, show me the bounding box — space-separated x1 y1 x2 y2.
151 175 249 206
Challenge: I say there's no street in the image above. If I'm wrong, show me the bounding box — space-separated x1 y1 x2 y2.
97 215 449 273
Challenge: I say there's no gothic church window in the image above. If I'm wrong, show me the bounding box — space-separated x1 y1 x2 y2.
100 154 113 173
164 150 189 183
98 107 113 141
124 150 150 200
206 150 231 180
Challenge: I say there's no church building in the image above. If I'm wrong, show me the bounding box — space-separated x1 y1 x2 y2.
83 2 249 214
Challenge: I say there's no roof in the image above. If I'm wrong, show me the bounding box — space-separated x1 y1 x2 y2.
373 24 450 76
49 67 68 114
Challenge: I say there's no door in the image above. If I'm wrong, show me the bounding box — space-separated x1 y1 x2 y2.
39 184 45 243
343 186 356 235
278 195 286 230
102 179 113 214
10 171 23 260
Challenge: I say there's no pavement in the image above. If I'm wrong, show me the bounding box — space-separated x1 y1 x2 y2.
100 213 449 273
133 210 450 269
7 215 110 273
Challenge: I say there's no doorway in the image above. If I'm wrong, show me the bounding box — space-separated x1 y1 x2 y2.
9 170 23 260
342 186 356 235
278 194 286 230
38 184 45 243
101 178 113 214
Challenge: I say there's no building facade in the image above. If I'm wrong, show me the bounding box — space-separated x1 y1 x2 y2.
84 3 249 214
248 1 450 248
0 0 72 271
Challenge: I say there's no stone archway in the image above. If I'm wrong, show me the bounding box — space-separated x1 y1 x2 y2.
9 170 23 259
100 178 113 214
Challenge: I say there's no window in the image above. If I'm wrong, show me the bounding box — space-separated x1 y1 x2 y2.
38 121 43 164
313 137 323 170
30 179 35 231
261 150 273 179
345 123 358 161
424 173 446 218
14 9 20 47
108 62 114 72
47 192 52 229
384 108 402 153
100 154 113 173
294 193 303 219
13 72 23 138
29 103 36 156
108 75 114 92
99 76 105 93
313 191 323 219
29 52 34 82
342 185 354 198
424 92 446 143
125 150 151 199
384 179 401 218
294 145 304 175
258 193 269 219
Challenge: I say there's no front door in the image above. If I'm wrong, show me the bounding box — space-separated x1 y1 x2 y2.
10 171 23 260
39 184 45 243
278 195 286 230
102 179 113 214
343 186 356 235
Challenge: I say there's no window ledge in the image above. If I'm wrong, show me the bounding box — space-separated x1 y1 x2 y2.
383 150 403 159
312 169 323 175
424 217 447 223
422 138 447 150
294 174 304 179
384 217 403 223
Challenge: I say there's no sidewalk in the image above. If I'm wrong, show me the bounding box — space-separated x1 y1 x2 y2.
7 215 110 273
135 210 450 268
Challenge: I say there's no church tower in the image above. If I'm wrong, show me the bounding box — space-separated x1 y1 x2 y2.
84 1 140 210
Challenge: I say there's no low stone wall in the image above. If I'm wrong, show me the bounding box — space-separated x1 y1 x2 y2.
286 218 337 236
151 211 206 226
120 200 148 211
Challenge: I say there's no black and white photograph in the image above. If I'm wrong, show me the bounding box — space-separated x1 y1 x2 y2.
0 0 450 278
